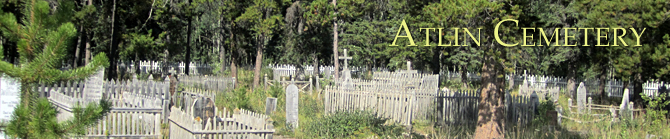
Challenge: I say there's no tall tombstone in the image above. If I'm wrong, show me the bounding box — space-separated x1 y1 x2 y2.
0 75 20 122
577 82 587 113
285 82 299 130
83 69 105 103
619 88 631 117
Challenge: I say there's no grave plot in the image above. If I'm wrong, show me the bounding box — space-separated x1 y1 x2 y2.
517 78 560 102
324 71 439 126
42 71 170 138
435 89 539 127
169 106 274 139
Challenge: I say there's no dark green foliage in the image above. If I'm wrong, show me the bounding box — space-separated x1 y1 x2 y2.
305 111 403 138
0 0 111 138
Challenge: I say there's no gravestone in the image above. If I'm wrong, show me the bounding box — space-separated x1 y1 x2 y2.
519 79 529 96
577 82 587 113
619 88 630 117
0 75 20 122
266 97 278 115
339 49 352 80
324 66 332 79
286 83 299 130
83 69 105 103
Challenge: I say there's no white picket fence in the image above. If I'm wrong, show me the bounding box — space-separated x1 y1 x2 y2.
117 60 214 75
324 72 439 126
269 64 375 80
180 75 236 92
169 106 274 139
43 78 170 138
435 89 537 126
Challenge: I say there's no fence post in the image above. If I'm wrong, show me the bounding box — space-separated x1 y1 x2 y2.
266 118 274 139
588 97 592 114
629 102 634 119
164 76 171 125
309 75 313 93
568 98 572 112
264 74 268 90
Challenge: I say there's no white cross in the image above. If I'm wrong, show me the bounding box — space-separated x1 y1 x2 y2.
339 49 352 69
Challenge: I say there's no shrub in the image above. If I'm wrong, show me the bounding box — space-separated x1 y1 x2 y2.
305 111 403 138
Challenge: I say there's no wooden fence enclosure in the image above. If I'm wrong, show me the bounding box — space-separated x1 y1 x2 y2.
435 90 538 126
324 71 439 126
44 78 170 138
169 106 274 139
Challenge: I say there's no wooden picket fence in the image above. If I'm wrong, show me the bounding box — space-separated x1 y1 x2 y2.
43 78 170 138
434 89 538 127
169 106 274 139
324 72 439 126
180 75 236 92
86 110 163 138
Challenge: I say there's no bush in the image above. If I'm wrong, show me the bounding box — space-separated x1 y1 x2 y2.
305 111 403 138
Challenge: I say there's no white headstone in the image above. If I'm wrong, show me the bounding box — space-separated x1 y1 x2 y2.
520 79 529 96
83 69 105 103
620 88 630 115
577 82 587 113
0 75 20 122
285 83 299 129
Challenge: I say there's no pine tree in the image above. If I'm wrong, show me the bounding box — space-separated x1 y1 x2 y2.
0 0 111 138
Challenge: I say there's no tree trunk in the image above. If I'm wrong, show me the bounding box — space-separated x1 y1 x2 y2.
474 51 505 139
230 26 237 88
566 63 576 98
633 72 643 107
332 0 339 79
252 34 263 88
432 48 440 74
218 20 226 74
460 65 468 89
84 0 92 65
598 72 607 103
185 9 192 75
108 0 117 80
74 25 82 67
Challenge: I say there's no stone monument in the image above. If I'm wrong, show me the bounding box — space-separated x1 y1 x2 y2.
0 75 20 122
83 69 105 103
286 80 299 130
577 82 587 113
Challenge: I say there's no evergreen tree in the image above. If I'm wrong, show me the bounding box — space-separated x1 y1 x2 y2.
0 0 111 138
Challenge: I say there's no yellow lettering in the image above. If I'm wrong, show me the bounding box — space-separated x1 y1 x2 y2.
630 28 646 46
391 20 417 46
494 19 519 47
522 28 535 46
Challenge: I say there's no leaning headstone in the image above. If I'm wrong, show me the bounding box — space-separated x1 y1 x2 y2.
286 83 299 130
83 69 105 103
266 97 278 115
0 75 20 122
577 82 587 113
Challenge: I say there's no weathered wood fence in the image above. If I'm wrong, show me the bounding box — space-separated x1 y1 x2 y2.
43 78 170 138
324 72 439 126
169 106 274 139
435 89 538 127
